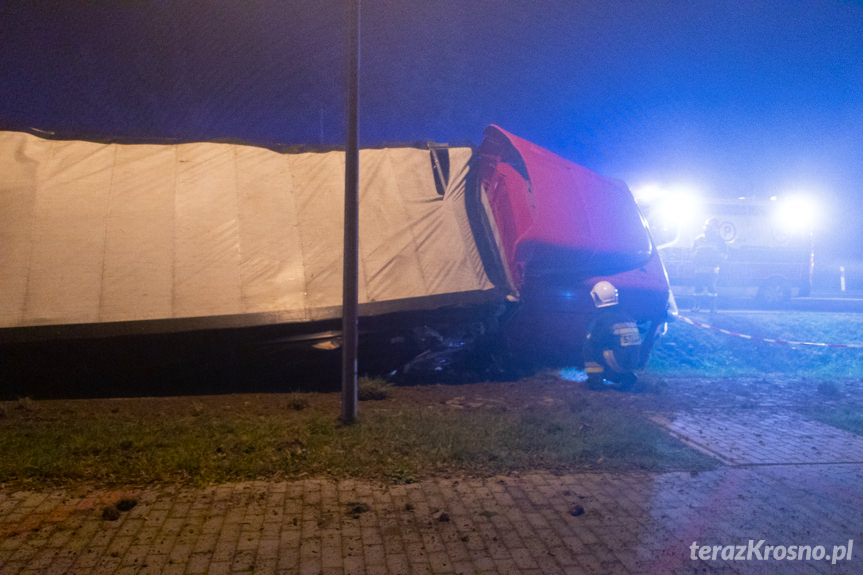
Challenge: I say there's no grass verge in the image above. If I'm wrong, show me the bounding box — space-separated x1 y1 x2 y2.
801 404 863 437
0 382 716 488
647 311 863 377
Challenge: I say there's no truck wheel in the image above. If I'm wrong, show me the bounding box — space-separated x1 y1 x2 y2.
757 277 791 307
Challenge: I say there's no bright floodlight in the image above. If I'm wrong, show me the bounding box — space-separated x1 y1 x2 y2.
773 195 819 234
655 189 701 228
632 183 663 204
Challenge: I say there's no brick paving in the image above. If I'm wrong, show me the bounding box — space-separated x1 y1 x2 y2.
650 409 863 465
2 412 863 574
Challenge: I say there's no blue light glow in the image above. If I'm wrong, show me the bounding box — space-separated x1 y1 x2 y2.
559 367 588 383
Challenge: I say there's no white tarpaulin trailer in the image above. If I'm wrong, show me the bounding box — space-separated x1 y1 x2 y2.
0 126 675 396
0 131 497 333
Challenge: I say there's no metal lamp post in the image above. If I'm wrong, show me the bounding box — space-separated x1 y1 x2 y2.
341 0 360 424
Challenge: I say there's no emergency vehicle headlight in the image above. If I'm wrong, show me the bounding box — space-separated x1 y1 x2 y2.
772 195 819 234
590 281 619 308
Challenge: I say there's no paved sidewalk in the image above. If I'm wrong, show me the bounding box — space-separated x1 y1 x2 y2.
650 409 863 466
3 405 863 574
2 460 861 575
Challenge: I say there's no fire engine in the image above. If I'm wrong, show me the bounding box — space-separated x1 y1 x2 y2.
639 193 816 306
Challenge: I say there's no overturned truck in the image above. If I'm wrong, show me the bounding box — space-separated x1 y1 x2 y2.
0 126 675 395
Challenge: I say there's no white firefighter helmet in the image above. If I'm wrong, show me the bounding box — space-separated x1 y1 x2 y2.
590 281 618 308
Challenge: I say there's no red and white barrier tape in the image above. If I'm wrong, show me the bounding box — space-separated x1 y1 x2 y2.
678 315 863 349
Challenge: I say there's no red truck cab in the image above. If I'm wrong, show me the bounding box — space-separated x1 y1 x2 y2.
474 126 675 384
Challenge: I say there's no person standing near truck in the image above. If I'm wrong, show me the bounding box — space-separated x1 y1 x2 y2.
692 217 728 313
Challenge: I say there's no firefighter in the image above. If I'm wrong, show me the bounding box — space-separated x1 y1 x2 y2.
692 217 728 313
583 281 642 390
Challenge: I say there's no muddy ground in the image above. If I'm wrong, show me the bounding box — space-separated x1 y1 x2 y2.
6 369 860 431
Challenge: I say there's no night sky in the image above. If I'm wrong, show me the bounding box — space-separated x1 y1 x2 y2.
1 1 861 257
